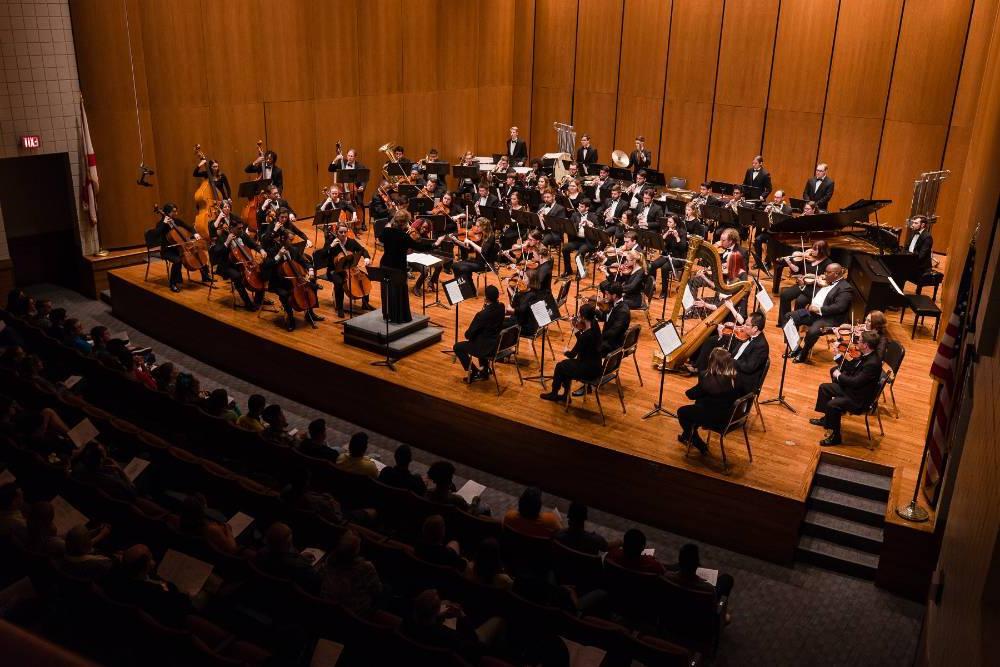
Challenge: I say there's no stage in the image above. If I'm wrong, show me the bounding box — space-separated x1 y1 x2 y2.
106 231 937 573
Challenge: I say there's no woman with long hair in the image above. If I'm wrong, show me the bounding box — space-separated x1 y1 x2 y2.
677 348 745 455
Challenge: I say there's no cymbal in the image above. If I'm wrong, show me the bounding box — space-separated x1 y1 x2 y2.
611 150 630 168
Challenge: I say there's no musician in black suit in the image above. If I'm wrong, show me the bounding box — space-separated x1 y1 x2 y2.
741 155 772 198
650 214 688 298
692 182 722 208
803 163 834 210
752 190 793 266
328 148 368 221
783 264 854 363
260 207 310 254
561 199 598 277
635 190 664 232
194 157 232 201
245 150 283 191
473 182 500 214
575 134 598 172
598 185 629 233
506 126 528 166
777 240 832 323
208 200 241 242
597 283 630 355
496 172 518 205
592 166 614 204
810 331 883 445
629 136 652 176
262 228 323 331
257 185 299 233
626 170 653 209
537 189 567 248
315 225 374 318
900 215 934 286
155 203 212 291
216 219 265 311
678 348 745 455
454 285 506 382
541 303 602 402
716 312 769 391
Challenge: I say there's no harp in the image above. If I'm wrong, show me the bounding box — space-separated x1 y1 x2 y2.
662 236 753 370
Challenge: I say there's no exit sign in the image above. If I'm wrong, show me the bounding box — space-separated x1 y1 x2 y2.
20 135 41 149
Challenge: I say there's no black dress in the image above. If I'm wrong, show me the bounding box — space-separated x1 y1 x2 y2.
378 226 421 323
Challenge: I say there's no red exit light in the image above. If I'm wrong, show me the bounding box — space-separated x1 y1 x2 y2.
20 135 41 149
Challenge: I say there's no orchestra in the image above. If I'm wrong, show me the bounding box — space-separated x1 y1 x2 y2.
150 136 926 449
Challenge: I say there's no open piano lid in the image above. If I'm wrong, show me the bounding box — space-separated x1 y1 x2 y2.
769 199 892 235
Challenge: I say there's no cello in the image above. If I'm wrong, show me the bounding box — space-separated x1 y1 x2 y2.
241 140 267 234
276 235 319 312
154 204 210 272
226 231 267 292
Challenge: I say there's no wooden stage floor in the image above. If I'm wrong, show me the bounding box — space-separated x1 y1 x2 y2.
107 227 937 565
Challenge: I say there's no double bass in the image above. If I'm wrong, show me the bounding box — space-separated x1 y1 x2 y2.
193 144 220 239
241 140 267 234
154 204 210 272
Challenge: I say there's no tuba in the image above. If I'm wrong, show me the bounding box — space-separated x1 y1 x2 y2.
655 236 752 370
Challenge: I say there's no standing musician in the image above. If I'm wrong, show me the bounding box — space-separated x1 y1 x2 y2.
216 219 266 311
378 209 425 324
898 215 935 287
540 303 603 403
194 155 232 201
783 263 854 363
156 203 212 292
316 225 374 318
575 134 598 172
455 285 506 383
537 188 568 249
742 155 772 198
506 126 528 166
591 165 614 204
561 199 598 277
649 214 689 298
245 149 283 191
369 178 394 228
635 189 664 231
262 228 323 331
626 170 653 209
752 189 792 267
810 331 882 446
328 147 368 222
629 136 652 177
804 163 835 211
777 240 832 323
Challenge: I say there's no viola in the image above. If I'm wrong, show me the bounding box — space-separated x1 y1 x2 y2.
153 204 209 272
721 322 749 341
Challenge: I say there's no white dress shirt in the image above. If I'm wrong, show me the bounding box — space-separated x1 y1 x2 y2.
734 335 755 360
811 279 841 313
908 232 921 253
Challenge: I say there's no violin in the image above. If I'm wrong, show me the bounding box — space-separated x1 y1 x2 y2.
779 249 817 263
153 204 209 272
721 322 750 341
276 239 319 312
407 217 433 241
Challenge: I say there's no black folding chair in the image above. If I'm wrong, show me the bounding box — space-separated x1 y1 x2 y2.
566 347 626 426
483 325 523 396
688 393 755 473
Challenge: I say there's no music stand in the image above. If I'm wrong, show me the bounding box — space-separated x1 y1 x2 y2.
312 209 336 246
512 210 540 232
643 321 682 420
523 300 555 386
423 161 450 177
644 169 667 187
440 277 476 359
367 266 406 371
760 318 799 413
609 167 633 183
452 165 480 182
386 162 408 180
409 197 433 215
237 179 271 200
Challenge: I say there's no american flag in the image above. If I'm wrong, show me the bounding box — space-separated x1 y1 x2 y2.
922 239 976 503
80 98 99 225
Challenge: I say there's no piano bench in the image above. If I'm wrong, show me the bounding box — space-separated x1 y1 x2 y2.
901 294 941 340
915 270 944 300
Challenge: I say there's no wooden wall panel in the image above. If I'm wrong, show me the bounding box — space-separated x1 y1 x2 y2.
714 0 777 109
478 0 513 88
138 0 208 109
263 101 317 213
572 0 624 155
530 0 578 155
529 87 573 157
312 0 361 100
660 101 712 184
664 0 723 104
762 109 822 196
439 90 479 161
886 0 972 125
203 1 261 106
816 115 882 206
767 0 838 114
402 1 442 93
312 99 363 189
825 0 903 119
357 0 404 96
511 0 537 145
614 0 671 153
255 0 313 102
572 93 618 161
477 87 515 156
207 104 265 192
708 106 765 185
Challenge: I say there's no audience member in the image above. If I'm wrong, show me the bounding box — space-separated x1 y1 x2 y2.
0 482 27 542
54 524 114 580
236 394 267 432
104 544 193 626
606 528 665 574
64 318 92 354
378 444 426 495
254 522 322 594
665 543 735 600
48 307 68 339
400 589 485 662
18 500 65 556
280 467 374 525
426 461 471 511
173 372 201 405
415 515 466 571
150 362 176 392
170 493 239 555
465 538 512 590
335 432 379 478
71 442 138 501
297 418 338 460
503 487 562 537
261 404 295 445
320 530 383 617
553 502 615 555
200 388 238 422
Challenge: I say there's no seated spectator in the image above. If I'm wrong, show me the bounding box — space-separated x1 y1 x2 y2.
553 502 614 555
170 493 239 555
261 404 295 445
415 515 466 571
400 589 485 662
426 461 472 512
236 394 267 432
281 467 374 525
254 522 321 594
502 486 562 538
150 362 176 392
297 418 338 460
605 528 664 575
200 388 238 422
0 345 25 372
64 318 93 354
54 525 114 580
0 396 72 458
464 538 512 590
0 482 27 542
90 326 122 370
104 544 193 626
72 442 138 501
378 444 426 495
335 432 379 478
19 500 65 556
114 347 156 391
173 372 201 405
48 307 68 339
31 299 53 329
320 529 383 617
664 543 734 599
5 288 30 317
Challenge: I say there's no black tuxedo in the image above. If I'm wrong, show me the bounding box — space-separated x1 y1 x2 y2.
592 178 614 203
727 333 769 391
455 301 506 370
905 231 934 278
803 177 834 210
506 138 528 164
575 146 599 168
496 183 517 204
815 351 882 434
742 168 772 197
786 280 854 357
636 203 664 231
599 198 629 228
257 197 295 229
328 160 368 198
474 194 500 212
598 300 631 354
244 162 283 191
629 149 652 175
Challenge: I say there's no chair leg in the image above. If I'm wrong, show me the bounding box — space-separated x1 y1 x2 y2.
615 376 626 414
593 385 606 426
493 361 502 397
513 357 524 386
718 433 729 473
754 396 766 431
876 409 884 436
564 386 572 412
864 414 872 440
546 333 555 361
743 424 753 462
530 339 539 362
632 354 643 387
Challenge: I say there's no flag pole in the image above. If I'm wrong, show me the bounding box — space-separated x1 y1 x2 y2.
895 389 934 522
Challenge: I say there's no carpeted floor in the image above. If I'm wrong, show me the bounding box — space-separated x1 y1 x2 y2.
30 284 924 666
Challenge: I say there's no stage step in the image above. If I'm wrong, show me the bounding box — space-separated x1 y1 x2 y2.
99 289 112 306
796 461 891 580
813 461 891 502
344 324 443 358
796 535 880 580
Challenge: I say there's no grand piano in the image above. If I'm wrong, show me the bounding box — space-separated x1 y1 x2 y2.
762 200 921 317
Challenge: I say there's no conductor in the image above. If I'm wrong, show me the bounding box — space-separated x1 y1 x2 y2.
377 209 423 323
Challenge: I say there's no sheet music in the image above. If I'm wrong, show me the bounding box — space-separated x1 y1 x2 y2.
575 255 587 279
62 375 83 389
561 637 607 667
51 496 88 536
157 549 214 597
697 567 719 587
641 548 655 556
783 318 801 351
300 548 326 567
887 276 905 296
227 512 255 538
310 638 345 667
654 322 683 357
372 459 386 472
407 252 443 267
456 480 486 505
531 300 552 327
122 457 150 482
756 285 774 313
67 418 99 449
444 280 465 305
681 285 695 310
